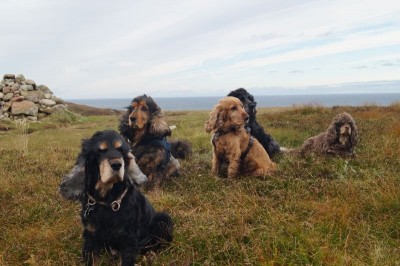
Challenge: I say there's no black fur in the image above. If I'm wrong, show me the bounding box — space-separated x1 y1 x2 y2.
170 140 192 159
119 95 184 189
228 88 281 158
78 130 173 265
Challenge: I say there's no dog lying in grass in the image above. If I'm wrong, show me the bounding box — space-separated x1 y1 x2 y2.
61 130 173 265
205 97 276 178
299 112 358 157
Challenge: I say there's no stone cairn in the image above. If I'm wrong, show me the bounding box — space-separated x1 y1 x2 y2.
0 74 67 121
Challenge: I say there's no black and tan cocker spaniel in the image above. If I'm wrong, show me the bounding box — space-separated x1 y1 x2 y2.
299 112 358 156
228 88 282 158
119 95 189 189
61 130 173 265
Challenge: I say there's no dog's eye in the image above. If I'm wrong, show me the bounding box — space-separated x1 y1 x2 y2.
231 106 237 110
141 106 148 112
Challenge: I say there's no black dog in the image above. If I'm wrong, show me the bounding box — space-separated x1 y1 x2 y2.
228 88 281 158
75 130 173 265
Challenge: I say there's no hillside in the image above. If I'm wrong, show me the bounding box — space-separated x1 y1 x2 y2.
0 104 399 265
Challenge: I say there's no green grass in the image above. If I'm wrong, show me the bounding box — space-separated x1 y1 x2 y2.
0 105 399 265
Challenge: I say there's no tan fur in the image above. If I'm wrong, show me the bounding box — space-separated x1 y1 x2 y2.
299 112 358 156
205 97 276 178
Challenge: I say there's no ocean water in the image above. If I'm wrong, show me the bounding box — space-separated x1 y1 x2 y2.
67 93 400 111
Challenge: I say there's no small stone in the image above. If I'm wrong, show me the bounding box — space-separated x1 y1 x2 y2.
11 84 20 92
51 95 64 104
26 116 38 122
22 91 42 103
11 96 25 102
0 92 4 99
25 79 35 86
37 85 53 94
39 106 53 114
20 85 34 91
44 93 52 99
2 102 12 111
15 74 25 83
3 86 12 94
39 99 56 107
3 93 13 101
3 74 15 79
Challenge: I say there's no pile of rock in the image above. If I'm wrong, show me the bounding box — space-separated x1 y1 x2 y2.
0 74 67 121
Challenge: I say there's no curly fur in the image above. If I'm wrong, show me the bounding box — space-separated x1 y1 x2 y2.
70 130 173 265
205 97 276 178
300 112 358 156
119 95 181 189
228 88 282 158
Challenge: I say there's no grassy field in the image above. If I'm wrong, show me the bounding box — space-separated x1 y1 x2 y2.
0 103 399 265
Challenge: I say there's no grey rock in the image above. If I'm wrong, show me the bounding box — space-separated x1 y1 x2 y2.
44 93 52 99
25 79 35 86
51 104 67 113
3 86 12 94
39 106 53 114
11 100 38 116
0 84 3 91
0 92 3 99
26 116 38 122
11 84 20 92
39 99 56 107
37 85 52 94
3 74 15 79
20 85 34 91
22 91 43 103
3 102 12 111
51 95 64 104
15 74 25 83
12 96 25 102
3 93 13 101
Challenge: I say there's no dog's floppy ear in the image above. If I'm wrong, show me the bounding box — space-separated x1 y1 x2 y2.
205 106 226 133
148 109 171 137
127 152 147 185
119 108 134 142
349 117 358 146
326 119 338 144
59 157 86 201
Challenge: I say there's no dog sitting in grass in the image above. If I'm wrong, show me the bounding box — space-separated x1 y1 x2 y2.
299 112 358 157
228 88 283 158
205 97 276 178
61 130 173 265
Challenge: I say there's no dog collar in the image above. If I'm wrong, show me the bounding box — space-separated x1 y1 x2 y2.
85 187 129 217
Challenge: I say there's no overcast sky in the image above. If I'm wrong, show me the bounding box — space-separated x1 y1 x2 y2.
1 0 400 99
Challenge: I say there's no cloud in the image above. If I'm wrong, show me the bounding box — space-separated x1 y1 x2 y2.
1 0 400 98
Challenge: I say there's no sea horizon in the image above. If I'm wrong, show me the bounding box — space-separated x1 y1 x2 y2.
67 92 400 111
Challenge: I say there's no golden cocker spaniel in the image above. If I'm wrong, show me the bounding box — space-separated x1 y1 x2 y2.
205 96 276 178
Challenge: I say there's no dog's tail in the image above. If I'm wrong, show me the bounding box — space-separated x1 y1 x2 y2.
139 212 174 253
169 140 192 159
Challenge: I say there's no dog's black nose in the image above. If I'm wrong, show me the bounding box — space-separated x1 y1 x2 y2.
130 117 137 123
110 162 122 171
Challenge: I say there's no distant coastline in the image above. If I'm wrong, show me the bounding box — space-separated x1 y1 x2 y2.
67 93 400 111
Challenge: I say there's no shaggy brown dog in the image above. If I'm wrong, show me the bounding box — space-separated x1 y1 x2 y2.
205 97 276 178
119 95 180 189
299 112 358 156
